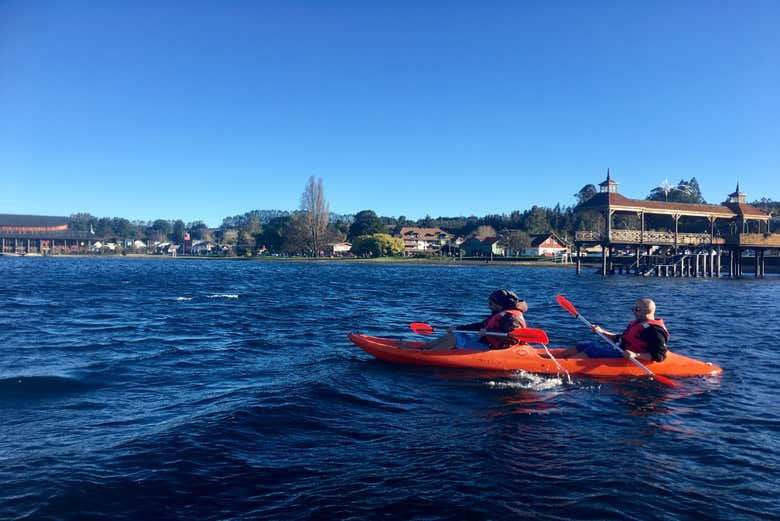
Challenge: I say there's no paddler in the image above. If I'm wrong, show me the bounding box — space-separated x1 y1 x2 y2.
412 289 528 350
560 298 669 361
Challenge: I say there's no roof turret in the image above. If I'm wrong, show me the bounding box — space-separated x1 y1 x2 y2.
599 169 618 193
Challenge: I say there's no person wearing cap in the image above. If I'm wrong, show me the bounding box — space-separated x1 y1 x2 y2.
412 289 528 350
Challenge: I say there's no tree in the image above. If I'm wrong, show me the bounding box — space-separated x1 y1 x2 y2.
257 216 293 253
647 178 706 204
300 176 329 256
500 230 531 255
171 220 186 243
474 225 497 238
351 233 404 257
148 220 172 242
109 218 137 239
281 213 309 254
524 206 550 234
69 213 97 232
235 230 256 256
188 221 210 240
348 210 385 240
575 184 597 206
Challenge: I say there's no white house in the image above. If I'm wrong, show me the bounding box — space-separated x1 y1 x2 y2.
523 233 570 257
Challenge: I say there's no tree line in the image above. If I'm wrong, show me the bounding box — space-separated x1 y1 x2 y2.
69 176 778 256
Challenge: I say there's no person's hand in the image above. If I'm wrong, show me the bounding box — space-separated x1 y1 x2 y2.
478 327 487 337
446 327 455 334
591 324 602 335
623 349 637 359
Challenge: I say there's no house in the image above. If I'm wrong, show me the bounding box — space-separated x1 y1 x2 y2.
397 227 452 255
191 240 217 255
326 242 352 256
154 242 180 256
460 236 505 256
524 233 570 257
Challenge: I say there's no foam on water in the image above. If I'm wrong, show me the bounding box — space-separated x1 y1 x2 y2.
487 370 565 391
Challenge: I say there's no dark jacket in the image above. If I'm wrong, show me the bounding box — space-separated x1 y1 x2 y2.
619 324 668 362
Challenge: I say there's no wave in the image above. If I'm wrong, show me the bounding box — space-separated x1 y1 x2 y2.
0 375 97 400
206 294 239 299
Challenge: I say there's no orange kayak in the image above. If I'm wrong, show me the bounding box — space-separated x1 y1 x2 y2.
348 333 723 378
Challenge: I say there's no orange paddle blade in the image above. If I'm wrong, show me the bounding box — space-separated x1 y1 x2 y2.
556 294 578 317
409 322 435 335
509 328 550 344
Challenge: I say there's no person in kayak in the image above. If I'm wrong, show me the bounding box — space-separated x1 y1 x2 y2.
559 298 669 361
412 289 528 350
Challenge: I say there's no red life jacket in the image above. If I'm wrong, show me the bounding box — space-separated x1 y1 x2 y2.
620 318 669 352
484 309 526 348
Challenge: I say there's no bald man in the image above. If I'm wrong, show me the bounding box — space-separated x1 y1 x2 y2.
560 298 669 362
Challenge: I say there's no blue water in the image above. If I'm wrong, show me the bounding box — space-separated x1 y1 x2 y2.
1 257 778 520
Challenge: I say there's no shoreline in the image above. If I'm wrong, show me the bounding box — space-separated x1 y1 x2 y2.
5 253 778 274
0 252 578 268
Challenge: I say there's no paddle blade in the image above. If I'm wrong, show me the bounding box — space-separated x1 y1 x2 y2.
556 294 579 317
509 328 550 344
410 322 435 335
652 374 678 388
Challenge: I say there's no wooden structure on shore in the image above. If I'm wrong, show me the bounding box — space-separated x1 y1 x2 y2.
0 214 97 255
574 174 779 278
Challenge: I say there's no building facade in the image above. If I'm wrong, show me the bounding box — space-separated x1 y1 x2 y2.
0 214 97 255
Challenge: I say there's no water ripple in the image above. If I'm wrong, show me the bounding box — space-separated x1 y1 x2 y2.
0 258 778 520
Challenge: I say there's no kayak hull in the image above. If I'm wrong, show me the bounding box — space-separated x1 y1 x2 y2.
348 333 723 378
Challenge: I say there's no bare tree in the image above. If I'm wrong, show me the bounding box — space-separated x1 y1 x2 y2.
300 176 330 256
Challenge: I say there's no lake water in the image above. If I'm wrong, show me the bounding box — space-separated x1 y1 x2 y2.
1 257 778 520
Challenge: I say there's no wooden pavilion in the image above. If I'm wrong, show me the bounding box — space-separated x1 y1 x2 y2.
0 214 98 255
573 173 779 278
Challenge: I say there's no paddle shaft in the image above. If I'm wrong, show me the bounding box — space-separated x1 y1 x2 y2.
411 322 549 344
574 313 656 378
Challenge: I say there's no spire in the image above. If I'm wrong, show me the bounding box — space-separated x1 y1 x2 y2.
599 168 618 193
727 182 746 204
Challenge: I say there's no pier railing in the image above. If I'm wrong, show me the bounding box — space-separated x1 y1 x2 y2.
575 230 727 246
724 233 780 247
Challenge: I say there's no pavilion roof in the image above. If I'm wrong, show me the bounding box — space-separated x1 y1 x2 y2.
577 192 768 219
0 214 70 227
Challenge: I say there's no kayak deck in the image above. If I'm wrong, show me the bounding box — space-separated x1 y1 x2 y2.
348 333 723 378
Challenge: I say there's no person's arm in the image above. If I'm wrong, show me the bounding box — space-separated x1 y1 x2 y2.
592 324 620 342
454 318 488 332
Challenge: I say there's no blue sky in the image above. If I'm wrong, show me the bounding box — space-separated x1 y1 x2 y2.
2 1 778 227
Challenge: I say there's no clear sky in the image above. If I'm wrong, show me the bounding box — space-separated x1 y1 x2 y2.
2 1 778 227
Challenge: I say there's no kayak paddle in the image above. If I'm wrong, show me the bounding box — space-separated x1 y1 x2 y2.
409 322 550 344
555 294 677 387
409 322 435 335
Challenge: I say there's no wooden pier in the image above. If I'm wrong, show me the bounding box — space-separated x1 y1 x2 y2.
574 175 779 278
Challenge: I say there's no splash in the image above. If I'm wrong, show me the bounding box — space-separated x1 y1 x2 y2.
487 371 564 391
